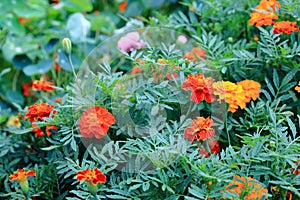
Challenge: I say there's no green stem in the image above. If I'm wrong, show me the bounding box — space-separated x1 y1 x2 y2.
224 110 231 146
67 53 82 91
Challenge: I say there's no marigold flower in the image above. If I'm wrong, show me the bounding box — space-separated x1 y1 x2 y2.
32 80 54 91
118 1 127 12
223 175 268 200
295 81 300 93
184 117 214 142
6 115 21 128
76 168 106 185
273 21 299 34
182 73 215 103
249 0 280 27
31 123 44 137
198 140 220 158
79 107 115 139
183 47 206 61
117 32 145 52
249 12 278 27
54 63 61 72
55 97 63 103
25 102 56 122
213 81 247 113
237 80 261 102
46 125 58 136
9 169 36 182
22 82 33 96
18 17 31 26
131 66 144 74
9 169 36 195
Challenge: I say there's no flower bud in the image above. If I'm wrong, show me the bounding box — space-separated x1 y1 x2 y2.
228 37 233 43
270 141 275 147
62 38 72 54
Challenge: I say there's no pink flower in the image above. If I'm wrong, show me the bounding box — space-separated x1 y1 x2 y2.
177 35 188 44
117 32 145 52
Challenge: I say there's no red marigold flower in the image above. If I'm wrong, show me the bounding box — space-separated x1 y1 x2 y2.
25 102 56 122
273 21 299 34
198 140 220 158
22 82 33 97
184 117 215 142
223 175 268 200
32 80 55 91
18 17 31 26
183 47 206 61
31 124 44 137
182 73 215 103
118 1 127 12
54 63 61 72
79 107 115 139
76 168 106 185
9 169 36 182
237 80 261 102
46 125 58 136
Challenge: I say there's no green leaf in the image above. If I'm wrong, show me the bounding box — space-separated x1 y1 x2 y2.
65 0 93 12
5 90 24 106
23 59 53 76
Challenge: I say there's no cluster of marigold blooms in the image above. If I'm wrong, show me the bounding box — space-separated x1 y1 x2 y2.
9 167 106 197
181 73 261 157
249 0 299 34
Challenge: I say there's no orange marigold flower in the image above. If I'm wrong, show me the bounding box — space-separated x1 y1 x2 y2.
54 63 61 72
273 21 299 34
249 12 278 27
295 81 300 93
224 175 268 200
79 107 115 139
76 168 106 185
25 102 56 122
256 0 280 12
184 117 214 142
118 1 127 12
55 97 62 103
249 0 280 27
237 80 261 102
182 73 215 103
18 17 31 26
9 169 36 182
32 80 55 91
183 47 206 61
198 140 220 158
213 81 247 113
131 66 144 74
253 35 259 41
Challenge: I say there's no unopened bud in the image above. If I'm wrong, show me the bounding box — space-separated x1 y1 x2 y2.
270 141 275 147
228 37 233 43
62 38 72 54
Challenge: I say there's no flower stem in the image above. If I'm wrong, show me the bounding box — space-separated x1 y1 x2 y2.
224 110 231 146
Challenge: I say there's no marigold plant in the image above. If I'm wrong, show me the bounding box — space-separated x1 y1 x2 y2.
273 21 299 34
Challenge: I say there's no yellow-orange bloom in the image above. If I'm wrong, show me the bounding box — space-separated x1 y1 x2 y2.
9 169 36 182
249 12 278 27
213 81 246 113
295 81 300 93
32 80 54 91
249 0 280 27
6 115 21 127
273 21 299 34
223 175 268 200
237 80 261 102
